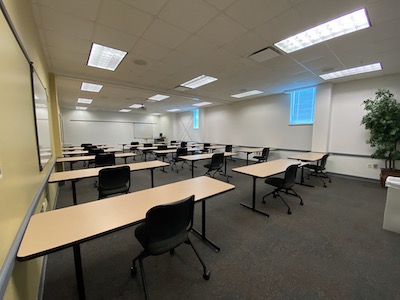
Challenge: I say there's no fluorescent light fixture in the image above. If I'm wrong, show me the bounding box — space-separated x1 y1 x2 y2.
76 106 87 110
77 98 93 104
129 104 143 108
180 75 218 89
167 109 181 112
148 94 170 101
320 62 382 80
231 90 263 98
81 82 103 92
274 8 370 53
151 113 161 116
87 43 127 71
119 109 131 112
35 103 47 108
193 102 212 107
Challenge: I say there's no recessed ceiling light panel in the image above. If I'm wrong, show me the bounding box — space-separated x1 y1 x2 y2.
81 82 103 92
148 94 170 101
231 90 263 98
77 98 93 104
180 75 218 89
87 43 127 71
119 109 131 112
129 104 143 108
193 102 212 107
274 8 370 53
76 106 87 110
167 108 181 112
319 62 382 80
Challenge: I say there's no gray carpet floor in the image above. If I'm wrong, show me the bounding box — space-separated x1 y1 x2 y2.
42 155 400 300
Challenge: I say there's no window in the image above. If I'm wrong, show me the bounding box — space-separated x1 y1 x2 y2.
289 87 316 125
193 109 199 129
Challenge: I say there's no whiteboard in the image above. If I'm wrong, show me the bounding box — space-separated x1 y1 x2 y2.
134 123 153 139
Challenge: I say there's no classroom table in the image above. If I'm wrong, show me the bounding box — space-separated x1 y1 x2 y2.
235 147 264 165
49 161 169 205
180 152 237 180
287 152 327 187
56 153 137 169
232 159 300 216
204 145 225 152
137 145 177 161
62 148 123 156
17 176 235 300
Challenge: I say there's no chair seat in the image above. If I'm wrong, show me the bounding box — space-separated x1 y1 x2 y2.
303 163 323 171
264 177 284 188
135 223 188 255
99 185 129 197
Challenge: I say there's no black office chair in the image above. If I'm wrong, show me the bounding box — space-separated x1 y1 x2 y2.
180 141 187 148
225 144 235 162
204 152 224 178
171 147 188 173
98 166 131 199
262 164 303 215
142 143 154 160
302 154 332 187
131 195 210 299
253 148 270 163
130 142 140 154
170 140 177 145
81 143 92 149
201 143 211 153
87 147 104 167
95 152 115 167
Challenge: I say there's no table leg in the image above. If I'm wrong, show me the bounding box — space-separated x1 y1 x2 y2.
246 153 250 165
192 201 220 252
191 161 195 178
297 165 315 188
240 177 269 217
150 169 154 187
73 244 86 300
72 180 78 205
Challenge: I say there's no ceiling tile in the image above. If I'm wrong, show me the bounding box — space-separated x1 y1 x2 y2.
205 0 236 11
130 38 172 60
36 0 102 21
158 0 219 33
92 24 138 51
119 0 169 16
97 0 154 37
196 14 249 46
142 18 190 49
225 0 291 29
44 30 91 53
175 35 217 58
223 31 270 57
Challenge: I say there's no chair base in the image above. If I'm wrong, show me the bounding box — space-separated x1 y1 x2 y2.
131 237 210 299
262 188 303 215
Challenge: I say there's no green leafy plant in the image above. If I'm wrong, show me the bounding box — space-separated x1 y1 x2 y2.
361 89 400 170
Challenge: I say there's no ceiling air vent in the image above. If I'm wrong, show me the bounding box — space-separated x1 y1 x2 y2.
248 47 281 63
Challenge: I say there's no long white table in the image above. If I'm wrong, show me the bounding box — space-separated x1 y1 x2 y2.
57 152 137 169
49 161 169 205
17 176 235 299
232 159 300 216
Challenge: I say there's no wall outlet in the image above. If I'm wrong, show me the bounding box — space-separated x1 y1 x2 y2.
368 164 372 168
373 164 379 169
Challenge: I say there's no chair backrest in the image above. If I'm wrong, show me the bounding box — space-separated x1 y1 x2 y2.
144 143 152 147
81 143 92 148
95 153 115 167
180 141 187 148
282 165 299 189
176 147 188 156
203 143 210 147
131 141 139 145
319 154 330 169
157 145 168 150
98 166 131 193
211 152 224 168
88 147 104 155
225 144 233 152
262 148 270 159
145 195 195 244
170 140 177 144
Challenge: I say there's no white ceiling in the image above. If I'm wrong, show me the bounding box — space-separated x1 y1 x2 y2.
30 0 400 114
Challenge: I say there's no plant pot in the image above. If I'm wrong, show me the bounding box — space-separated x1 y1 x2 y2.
380 169 400 187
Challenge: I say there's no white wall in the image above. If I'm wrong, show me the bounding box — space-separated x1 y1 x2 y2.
168 73 400 180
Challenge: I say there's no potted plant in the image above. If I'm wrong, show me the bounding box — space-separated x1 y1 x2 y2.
361 89 400 187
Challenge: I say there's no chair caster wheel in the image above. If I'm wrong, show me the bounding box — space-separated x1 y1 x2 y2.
130 266 137 277
170 249 175 255
203 271 210 280
287 210 292 215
